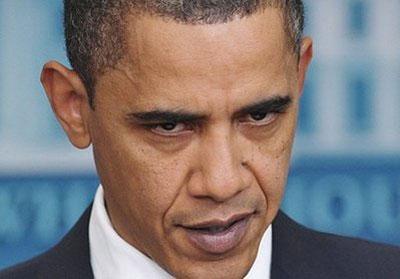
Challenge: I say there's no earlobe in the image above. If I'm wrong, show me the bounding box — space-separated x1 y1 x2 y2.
297 37 313 95
40 61 92 149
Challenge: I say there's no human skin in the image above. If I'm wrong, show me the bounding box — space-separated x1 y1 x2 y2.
41 8 312 279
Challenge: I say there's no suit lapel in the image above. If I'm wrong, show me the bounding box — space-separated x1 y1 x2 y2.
271 211 290 279
270 210 337 278
270 210 302 279
38 205 94 279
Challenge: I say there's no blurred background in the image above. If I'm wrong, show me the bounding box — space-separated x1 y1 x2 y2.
0 0 399 269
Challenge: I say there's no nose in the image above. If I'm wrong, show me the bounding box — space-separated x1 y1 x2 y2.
187 127 249 202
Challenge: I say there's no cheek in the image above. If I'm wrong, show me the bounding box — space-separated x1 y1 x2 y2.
246 117 296 211
128 160 186 219
255 150 290 202
93 123 189 221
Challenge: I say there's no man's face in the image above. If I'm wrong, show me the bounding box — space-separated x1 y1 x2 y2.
86 8 307 278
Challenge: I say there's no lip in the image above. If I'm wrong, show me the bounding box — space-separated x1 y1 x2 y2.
180 212 253 254
181 212 253 229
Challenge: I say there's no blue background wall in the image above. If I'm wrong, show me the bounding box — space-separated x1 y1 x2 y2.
1 0 399 269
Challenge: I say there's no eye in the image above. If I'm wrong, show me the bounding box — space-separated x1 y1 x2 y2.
150 122 189 136
242 111 277 126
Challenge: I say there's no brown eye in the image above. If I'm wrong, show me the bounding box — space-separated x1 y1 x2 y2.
160 122 178 131
151 122 189 136
242 111 277 126
249 111 268 121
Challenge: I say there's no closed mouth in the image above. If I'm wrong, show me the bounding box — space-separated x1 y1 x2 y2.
184 215 250 235
179 212 255 254
180 212 253 230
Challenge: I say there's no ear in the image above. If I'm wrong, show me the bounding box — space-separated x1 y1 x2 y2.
297 37 313 95
40 61 92 149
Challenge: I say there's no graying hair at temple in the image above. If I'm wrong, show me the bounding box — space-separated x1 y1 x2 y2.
64 0 305 107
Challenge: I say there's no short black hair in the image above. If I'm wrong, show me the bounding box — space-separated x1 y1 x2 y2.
64 0 305 107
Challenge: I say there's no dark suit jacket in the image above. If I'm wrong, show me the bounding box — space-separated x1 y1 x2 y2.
1 206 400 279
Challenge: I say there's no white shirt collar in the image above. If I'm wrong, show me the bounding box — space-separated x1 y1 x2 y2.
89 185 272 278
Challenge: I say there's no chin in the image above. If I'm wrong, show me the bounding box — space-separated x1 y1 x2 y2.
170 255 254 279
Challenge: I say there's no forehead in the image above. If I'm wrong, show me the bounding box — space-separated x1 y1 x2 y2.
96 9 296 113
123 8 289 77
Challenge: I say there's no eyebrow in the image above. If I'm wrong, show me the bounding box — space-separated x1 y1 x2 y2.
126 110 207 123
126 95 292 124
234 95 292 117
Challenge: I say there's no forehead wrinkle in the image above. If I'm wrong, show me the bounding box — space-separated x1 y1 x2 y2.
124 9 287 77
124 18 184 83
110 65 208 112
